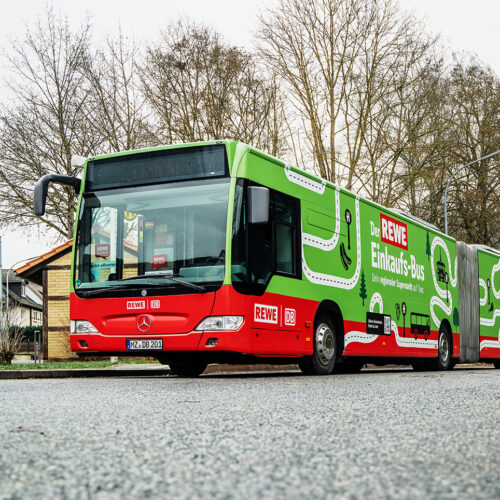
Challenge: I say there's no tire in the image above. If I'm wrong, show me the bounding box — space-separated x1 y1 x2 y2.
333 358 364 374
427 327 452 371
493 360 500 369
299 314 337 375
411 359 430 371
412 327 453 371
168 361 207 377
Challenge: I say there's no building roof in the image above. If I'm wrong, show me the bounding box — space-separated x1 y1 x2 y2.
15 240 73 286
2 269 25 284
1 271 42 311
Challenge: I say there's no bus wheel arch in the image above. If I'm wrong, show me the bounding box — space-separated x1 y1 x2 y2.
298 300 344 375
314 300 344 360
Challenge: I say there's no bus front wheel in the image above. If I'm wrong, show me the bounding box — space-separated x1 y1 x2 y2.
168 360 207 378
299 314 337 375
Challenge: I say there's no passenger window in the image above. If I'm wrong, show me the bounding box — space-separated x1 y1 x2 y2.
273 191 296 276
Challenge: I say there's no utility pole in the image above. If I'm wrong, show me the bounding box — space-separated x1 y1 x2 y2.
444 150 500 235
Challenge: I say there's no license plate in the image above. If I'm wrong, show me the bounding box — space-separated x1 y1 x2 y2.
126 339 163 350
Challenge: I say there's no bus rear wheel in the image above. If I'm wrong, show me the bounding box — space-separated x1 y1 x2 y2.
435 327 452 370
168 361 207 378
412 327 453 371
493 361 500 369
299 314 337 375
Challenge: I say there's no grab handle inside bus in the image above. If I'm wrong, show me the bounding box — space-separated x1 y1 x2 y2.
34 174 81 216
248 186 269 224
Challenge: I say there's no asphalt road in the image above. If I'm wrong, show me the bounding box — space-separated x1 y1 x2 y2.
0 367 499 499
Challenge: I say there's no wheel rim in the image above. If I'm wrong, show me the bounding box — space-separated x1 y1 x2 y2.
439 332 449 365
316 323 335 366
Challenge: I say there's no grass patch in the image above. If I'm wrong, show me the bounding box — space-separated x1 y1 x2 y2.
0 359 159 370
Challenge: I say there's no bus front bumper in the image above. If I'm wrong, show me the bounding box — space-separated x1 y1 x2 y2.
70 330 255 355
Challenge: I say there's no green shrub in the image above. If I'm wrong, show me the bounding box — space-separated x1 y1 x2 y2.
8 325 42 341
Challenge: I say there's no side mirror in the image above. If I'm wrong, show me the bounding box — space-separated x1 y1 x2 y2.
248 186 270 224
34 174 81 216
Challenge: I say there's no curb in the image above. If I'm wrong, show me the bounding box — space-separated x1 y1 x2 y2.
0 363 300 380
0 367 171 380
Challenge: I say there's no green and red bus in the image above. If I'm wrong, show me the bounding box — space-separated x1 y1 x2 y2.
34 141 500 376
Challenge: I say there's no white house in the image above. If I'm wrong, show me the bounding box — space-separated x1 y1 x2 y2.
1 270 43 328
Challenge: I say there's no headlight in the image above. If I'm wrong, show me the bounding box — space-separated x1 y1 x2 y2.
195 316 244 331
70 320 99 334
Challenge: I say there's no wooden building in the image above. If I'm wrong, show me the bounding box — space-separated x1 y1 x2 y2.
16 241 74 360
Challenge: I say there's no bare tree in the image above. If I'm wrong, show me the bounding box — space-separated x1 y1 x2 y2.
81 31 152 153
142 20 287 156
0 9 94 239
374 60 447 211
257 0 437 190
437 60 500 246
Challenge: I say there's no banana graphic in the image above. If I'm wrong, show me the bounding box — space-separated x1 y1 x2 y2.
340 242 352 270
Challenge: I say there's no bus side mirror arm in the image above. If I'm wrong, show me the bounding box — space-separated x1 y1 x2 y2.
33 174 81 216
248 186 270 224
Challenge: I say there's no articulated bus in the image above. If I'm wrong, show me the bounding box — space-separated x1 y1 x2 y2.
34 141 500 376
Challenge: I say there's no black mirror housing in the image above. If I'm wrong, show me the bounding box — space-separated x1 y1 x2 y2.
248 186 270 224
34 174 81 216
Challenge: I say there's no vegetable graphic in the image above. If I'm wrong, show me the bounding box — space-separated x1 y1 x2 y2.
340 242 352 270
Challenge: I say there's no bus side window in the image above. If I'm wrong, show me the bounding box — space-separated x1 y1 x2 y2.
273 191 299 277
231 180 300 295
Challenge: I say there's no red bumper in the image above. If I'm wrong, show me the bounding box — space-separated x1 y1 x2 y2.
70 327 308 356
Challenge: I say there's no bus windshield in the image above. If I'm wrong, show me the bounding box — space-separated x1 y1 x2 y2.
74 178 230 296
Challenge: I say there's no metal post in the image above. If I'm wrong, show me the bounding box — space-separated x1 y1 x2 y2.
444 150 500 235
34 330 41 363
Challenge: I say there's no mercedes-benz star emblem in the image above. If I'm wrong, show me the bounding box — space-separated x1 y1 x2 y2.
137 314 152 332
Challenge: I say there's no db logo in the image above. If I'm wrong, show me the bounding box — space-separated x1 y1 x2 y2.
284 308 296 326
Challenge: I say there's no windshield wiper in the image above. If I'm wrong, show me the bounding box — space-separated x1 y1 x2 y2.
119 273 206 292
78 282 168 297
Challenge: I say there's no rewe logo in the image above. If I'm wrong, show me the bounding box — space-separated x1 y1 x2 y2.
127 300 145 310
380 214 408 250
254 304 278 324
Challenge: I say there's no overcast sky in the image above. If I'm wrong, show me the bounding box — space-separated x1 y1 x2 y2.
1 0 499 268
